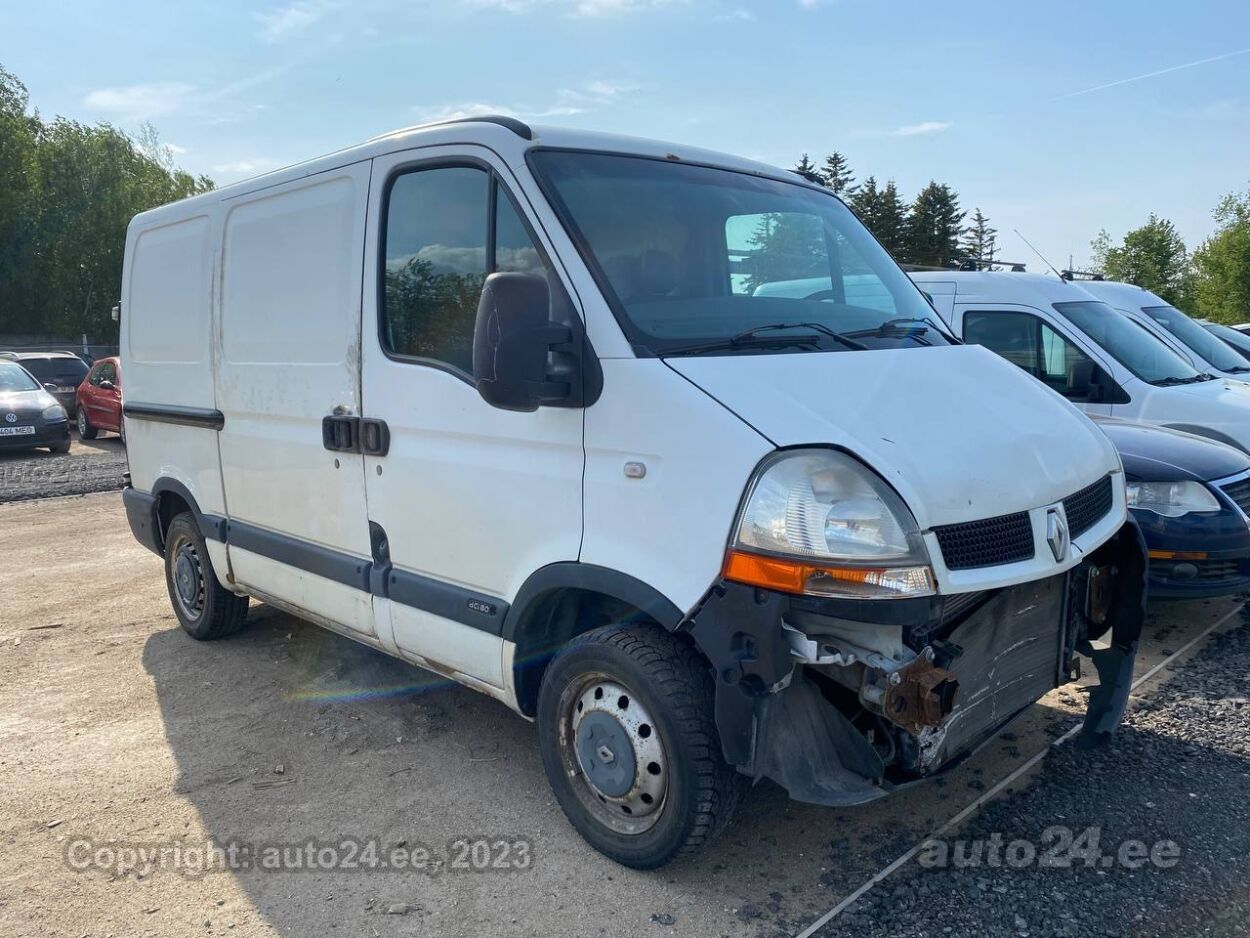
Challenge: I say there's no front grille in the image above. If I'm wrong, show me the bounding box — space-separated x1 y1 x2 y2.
1154 558 1247 583
1220 477 1250 516
934 512 1034 571
1062 475 1113 539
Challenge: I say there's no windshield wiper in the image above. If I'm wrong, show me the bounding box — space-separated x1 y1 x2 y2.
840 317 956 345
666 322 868 356
1152 374 1211 386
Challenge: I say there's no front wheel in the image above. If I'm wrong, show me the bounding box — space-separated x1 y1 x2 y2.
164 512 250 640
536 624 742 869
77 407 98 440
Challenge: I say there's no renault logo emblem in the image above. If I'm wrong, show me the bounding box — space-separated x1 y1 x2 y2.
1046 508 1069 562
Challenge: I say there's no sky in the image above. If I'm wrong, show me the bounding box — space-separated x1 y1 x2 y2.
4 0 1250 269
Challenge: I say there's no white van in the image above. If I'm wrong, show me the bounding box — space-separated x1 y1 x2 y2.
910 270 1250 454
1079 279 1250 381
121 118 1144 868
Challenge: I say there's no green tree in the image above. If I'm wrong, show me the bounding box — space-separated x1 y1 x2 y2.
740 212 827 294
819 151 855 196
1192 190 1250 323
960 208 997 265
1091 215 1193 311
0 62 213 341
794 153 818 178
906 182 964 266
848 177 908 258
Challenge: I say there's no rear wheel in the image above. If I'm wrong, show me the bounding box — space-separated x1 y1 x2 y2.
536 623 742 868
164 512 249 640
47 440 70 454
77 407 97 440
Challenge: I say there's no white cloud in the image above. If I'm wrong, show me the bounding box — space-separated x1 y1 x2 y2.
715 7 754 20
212 157 285 178
412 79 638 124
797 0 834 7
255 1 336 42
890 120 953 137
83 82 197 122
468 0 680 16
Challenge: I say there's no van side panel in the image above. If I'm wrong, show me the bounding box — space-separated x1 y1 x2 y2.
122 214 226 519
215 164 375 634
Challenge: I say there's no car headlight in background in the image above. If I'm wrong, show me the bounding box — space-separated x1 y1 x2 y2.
1125 480 1220 517
42 404 67 421
723 449 935 599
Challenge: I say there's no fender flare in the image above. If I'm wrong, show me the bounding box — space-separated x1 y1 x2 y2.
150 477 227 543
501 562 684 645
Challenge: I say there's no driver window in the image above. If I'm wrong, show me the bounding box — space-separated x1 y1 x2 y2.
964 310 1102 402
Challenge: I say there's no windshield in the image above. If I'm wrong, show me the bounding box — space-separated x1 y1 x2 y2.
0 362 40 392
1203 321 1250 361
530 150 950 356
1054 301 1208 385
21 356 87 385
1141 305 1250 373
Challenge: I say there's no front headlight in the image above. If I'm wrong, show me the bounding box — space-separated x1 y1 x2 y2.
1125 480 1220 517
42 404 67 421
724 449 935 599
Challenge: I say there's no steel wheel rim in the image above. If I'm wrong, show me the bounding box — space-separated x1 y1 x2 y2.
557 672 669 836
77 409 87 435
169 533 206 621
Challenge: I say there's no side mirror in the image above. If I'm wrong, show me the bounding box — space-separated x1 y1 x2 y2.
43 382 58 393
473 272 575 412
99 380 116 391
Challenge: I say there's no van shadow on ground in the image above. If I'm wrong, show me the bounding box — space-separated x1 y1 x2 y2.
139 603 1246 937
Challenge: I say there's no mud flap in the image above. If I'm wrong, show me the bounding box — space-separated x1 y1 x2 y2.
751 675 888 806
1075 518 1149 749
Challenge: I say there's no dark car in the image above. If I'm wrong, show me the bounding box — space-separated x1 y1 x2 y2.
1094 416 1250 599
76 356 124 441
0 360 71 453
3 351 90 417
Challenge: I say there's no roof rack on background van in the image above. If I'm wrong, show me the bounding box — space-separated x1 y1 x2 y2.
1061 269 1106 281
368 114 533 144
899 259 1029 273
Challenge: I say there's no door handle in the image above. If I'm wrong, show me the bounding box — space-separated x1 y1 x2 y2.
321 415 389 456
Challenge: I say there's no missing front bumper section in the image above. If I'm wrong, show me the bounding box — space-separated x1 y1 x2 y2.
683 520 1147 807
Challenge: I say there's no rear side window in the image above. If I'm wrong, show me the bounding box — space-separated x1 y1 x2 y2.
22 357 87 386
381 164 576 376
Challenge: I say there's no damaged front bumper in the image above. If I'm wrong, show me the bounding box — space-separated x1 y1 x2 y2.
682 521 1148 807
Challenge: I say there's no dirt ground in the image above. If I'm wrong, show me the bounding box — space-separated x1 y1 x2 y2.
0 492 1243 938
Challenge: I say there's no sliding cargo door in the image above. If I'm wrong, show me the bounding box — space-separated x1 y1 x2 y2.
216 162 377 635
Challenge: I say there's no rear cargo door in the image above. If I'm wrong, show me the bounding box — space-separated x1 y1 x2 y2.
215 162 377 635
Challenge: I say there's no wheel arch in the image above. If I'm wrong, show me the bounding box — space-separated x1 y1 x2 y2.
504 563 686 717
150 477 226 553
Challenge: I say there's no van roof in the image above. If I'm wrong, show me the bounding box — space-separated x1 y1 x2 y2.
907 270 1103 308
129 116 811 227
1078 278 1168 311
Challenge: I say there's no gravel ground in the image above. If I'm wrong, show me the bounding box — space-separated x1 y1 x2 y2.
814 611 1250 938
0 436 127 502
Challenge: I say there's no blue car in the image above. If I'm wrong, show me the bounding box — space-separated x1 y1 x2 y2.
1094 416 1250 599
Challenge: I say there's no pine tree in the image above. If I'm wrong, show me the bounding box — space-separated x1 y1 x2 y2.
820 151 855 196
960 208 998 266
794 153 819 179
847 177 909 259
906 182 965 266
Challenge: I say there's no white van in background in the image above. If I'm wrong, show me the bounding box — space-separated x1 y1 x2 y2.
1079 279 1250 380
121 117 1145 868
910 270 1250 454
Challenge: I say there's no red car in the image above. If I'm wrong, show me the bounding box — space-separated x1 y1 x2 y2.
76 357 124 442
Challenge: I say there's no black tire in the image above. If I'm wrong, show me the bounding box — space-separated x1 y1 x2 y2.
77 407 98 440
163 512 250 640
47 440 71 454
536 623 742 869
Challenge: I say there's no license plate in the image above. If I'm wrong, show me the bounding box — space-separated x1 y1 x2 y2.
0 426 35 436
